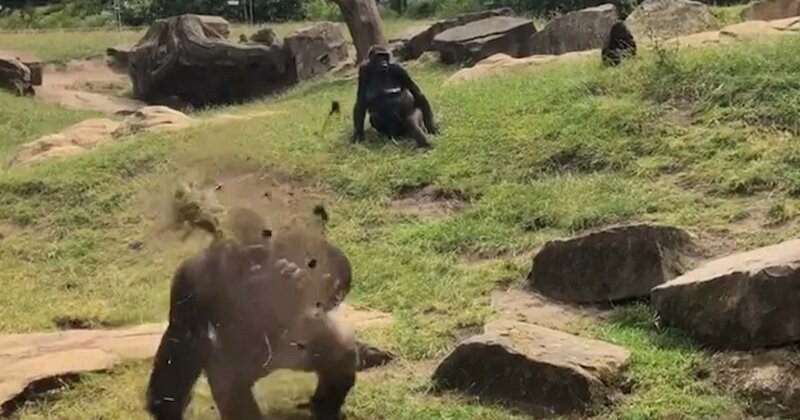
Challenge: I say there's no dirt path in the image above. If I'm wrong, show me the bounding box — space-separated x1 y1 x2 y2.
0 48 144 114
34 58 145 114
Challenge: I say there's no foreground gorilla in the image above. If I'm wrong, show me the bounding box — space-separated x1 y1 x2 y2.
352 45 439 148
146 207 355 420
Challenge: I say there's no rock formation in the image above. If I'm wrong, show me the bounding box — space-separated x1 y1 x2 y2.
529 4 619 55
432 16 536 64
529 223 701 303
627 0 719 40
652 239 800 349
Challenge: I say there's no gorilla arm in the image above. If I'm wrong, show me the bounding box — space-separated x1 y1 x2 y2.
393 64 438 135
352 64 369 143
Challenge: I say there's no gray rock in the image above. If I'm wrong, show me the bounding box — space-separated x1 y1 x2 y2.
627 0 719 40
389 8 512 61
742 0 800 21
652 239 800 349
356 341 394 370
530 4 619 55
283 22 348 83
432 16 536 65
712 347 800 418
529 223 700 303
433 320 630 416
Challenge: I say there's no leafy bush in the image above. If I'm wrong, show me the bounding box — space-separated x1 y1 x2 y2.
303 0 343 21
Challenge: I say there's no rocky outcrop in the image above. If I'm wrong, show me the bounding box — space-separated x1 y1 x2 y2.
128 14 292 107
529 4 619 55
389 8 512 61
283 22 348 82
433 319 630 416
652 239 800 349
8 106 193 167
742 0 800 22
432 16 536 64
529 224 700 303
627 0 719 40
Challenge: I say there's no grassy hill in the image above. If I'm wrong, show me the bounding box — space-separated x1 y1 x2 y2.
3 31 800 419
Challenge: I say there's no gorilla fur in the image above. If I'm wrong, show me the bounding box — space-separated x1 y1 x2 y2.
601 21 637 67
145 206 355 420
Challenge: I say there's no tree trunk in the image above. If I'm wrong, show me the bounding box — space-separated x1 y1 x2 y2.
330 0 387 63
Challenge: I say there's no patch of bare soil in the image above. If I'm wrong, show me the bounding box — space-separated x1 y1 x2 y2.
140 169 334 253
389 184 471 219
712 347 800 418
34 58 144 114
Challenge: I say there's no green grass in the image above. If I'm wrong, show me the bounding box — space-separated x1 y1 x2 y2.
0 19 430 62
5 29 800 419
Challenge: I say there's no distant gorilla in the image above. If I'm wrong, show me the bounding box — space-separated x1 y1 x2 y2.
352 45 439 148
601 21 637 67
145 206 355 420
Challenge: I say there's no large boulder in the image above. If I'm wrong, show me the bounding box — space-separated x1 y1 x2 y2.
742 0 800 21
627 0 719 40
283 22 348 83
433 320 630 416
529 4 619 55
0 56 35 96
529 224 700 303
389 8 512 61
432 16 536 64
127 14 292 107
652 239 800 349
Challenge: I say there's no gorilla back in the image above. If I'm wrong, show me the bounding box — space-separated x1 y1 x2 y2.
145 224 356 420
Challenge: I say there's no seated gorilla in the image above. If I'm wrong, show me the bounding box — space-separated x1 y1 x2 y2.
145 206 355 420
352 45 439 148
601 20 637 67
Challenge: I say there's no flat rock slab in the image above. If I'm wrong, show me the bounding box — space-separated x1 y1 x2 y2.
0 323 163 414
529 223 701 303
433 16 536 64
433 320 630 416
0 303 392 413
652 239 800 349
389 8 512 61
491 289 610 334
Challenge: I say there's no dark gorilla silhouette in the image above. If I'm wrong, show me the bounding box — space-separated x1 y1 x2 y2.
602 20 637 67
352 45 439 148
145 206 355 420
